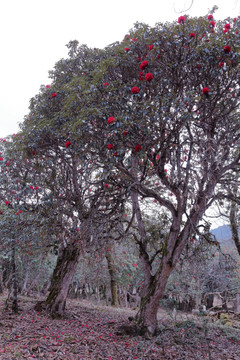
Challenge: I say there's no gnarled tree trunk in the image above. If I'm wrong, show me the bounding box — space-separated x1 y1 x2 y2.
105 245 119 307
35 241 80 317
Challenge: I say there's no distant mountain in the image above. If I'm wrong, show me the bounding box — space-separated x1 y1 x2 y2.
211 225 240 253
211 224 232 242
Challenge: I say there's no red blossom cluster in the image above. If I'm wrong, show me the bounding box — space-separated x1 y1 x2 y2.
65 141 72 148
107 117 116 125
140 61 148 70
202 87 209 94
178 16 185 24
131 86 140 94
224 45 231 53
145 73 154 82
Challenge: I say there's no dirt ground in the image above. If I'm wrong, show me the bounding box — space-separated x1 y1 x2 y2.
0 295 240 360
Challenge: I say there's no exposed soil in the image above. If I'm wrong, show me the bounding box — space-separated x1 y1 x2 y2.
0 295 240 359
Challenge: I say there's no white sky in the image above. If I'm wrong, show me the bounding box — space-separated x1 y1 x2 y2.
0 0 239 138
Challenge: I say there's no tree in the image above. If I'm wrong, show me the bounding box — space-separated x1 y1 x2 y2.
18 14 240 334
56 15 240 335
18 44 128 316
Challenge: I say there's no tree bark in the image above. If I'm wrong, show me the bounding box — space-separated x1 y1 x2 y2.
35 241 80 317
229 201 240 256
105 246 119 307
130 181 214 336
7 238 18 314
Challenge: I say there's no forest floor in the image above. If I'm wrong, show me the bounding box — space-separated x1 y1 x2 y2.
0 295 240 360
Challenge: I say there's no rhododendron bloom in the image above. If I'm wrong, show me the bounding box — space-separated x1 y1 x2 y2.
145 73 154 82
132 38 137 41
131 86 140 94
189 33 196 37
122 130 128 136
219 62 224 67
148 44 153 51
107 117 116 124
140 61 148 70
51 92 57 98
105 184 109 188
104 82 109 86
224 23 231 30
208 15 213 20
124 47 130 52
5 201 10 205
209 21 215 28
65 141 72 148
0 158 3 161
202 87 209 94
135 145 142 152
35 186 39 190
107 143 114 149
224 45 231 53
178 16 185 24
46 85 51 88
113 152 118 156
29 186 33 189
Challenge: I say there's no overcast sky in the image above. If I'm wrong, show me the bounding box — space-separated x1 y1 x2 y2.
0 0 239 138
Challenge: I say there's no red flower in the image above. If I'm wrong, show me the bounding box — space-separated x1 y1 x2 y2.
224 45 231 53
196 64 201 69
5 201 10 205
32 151 36 155
104 82 109 86
218 62 224 68
29 185 34 189
51 92 57 98
107 144 114 149
148 45 154 51
208 15 213 20
107 117 116 125
65 141 72 148
145 73 154 82
139 71 144 80
35 186 39 190
136 57 141 62
122 130 128 136
178 16 185 24
132 38 138 41
202 87 209 94
131 86 140 94
124 47 130 52
209 21 215 28
0 158 3 161
46 85 51 88
189 33 196 37
113 152 118 156
140 61 148 70
224 23 231 30
105 184 109 188
135 145 142 152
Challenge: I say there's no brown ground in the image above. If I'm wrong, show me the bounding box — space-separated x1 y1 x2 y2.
0 295 240 360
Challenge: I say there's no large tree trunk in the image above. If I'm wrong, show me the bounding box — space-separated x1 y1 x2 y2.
136 261 172 335
130 183 213 336
105 245 119 307
35 241 80 317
